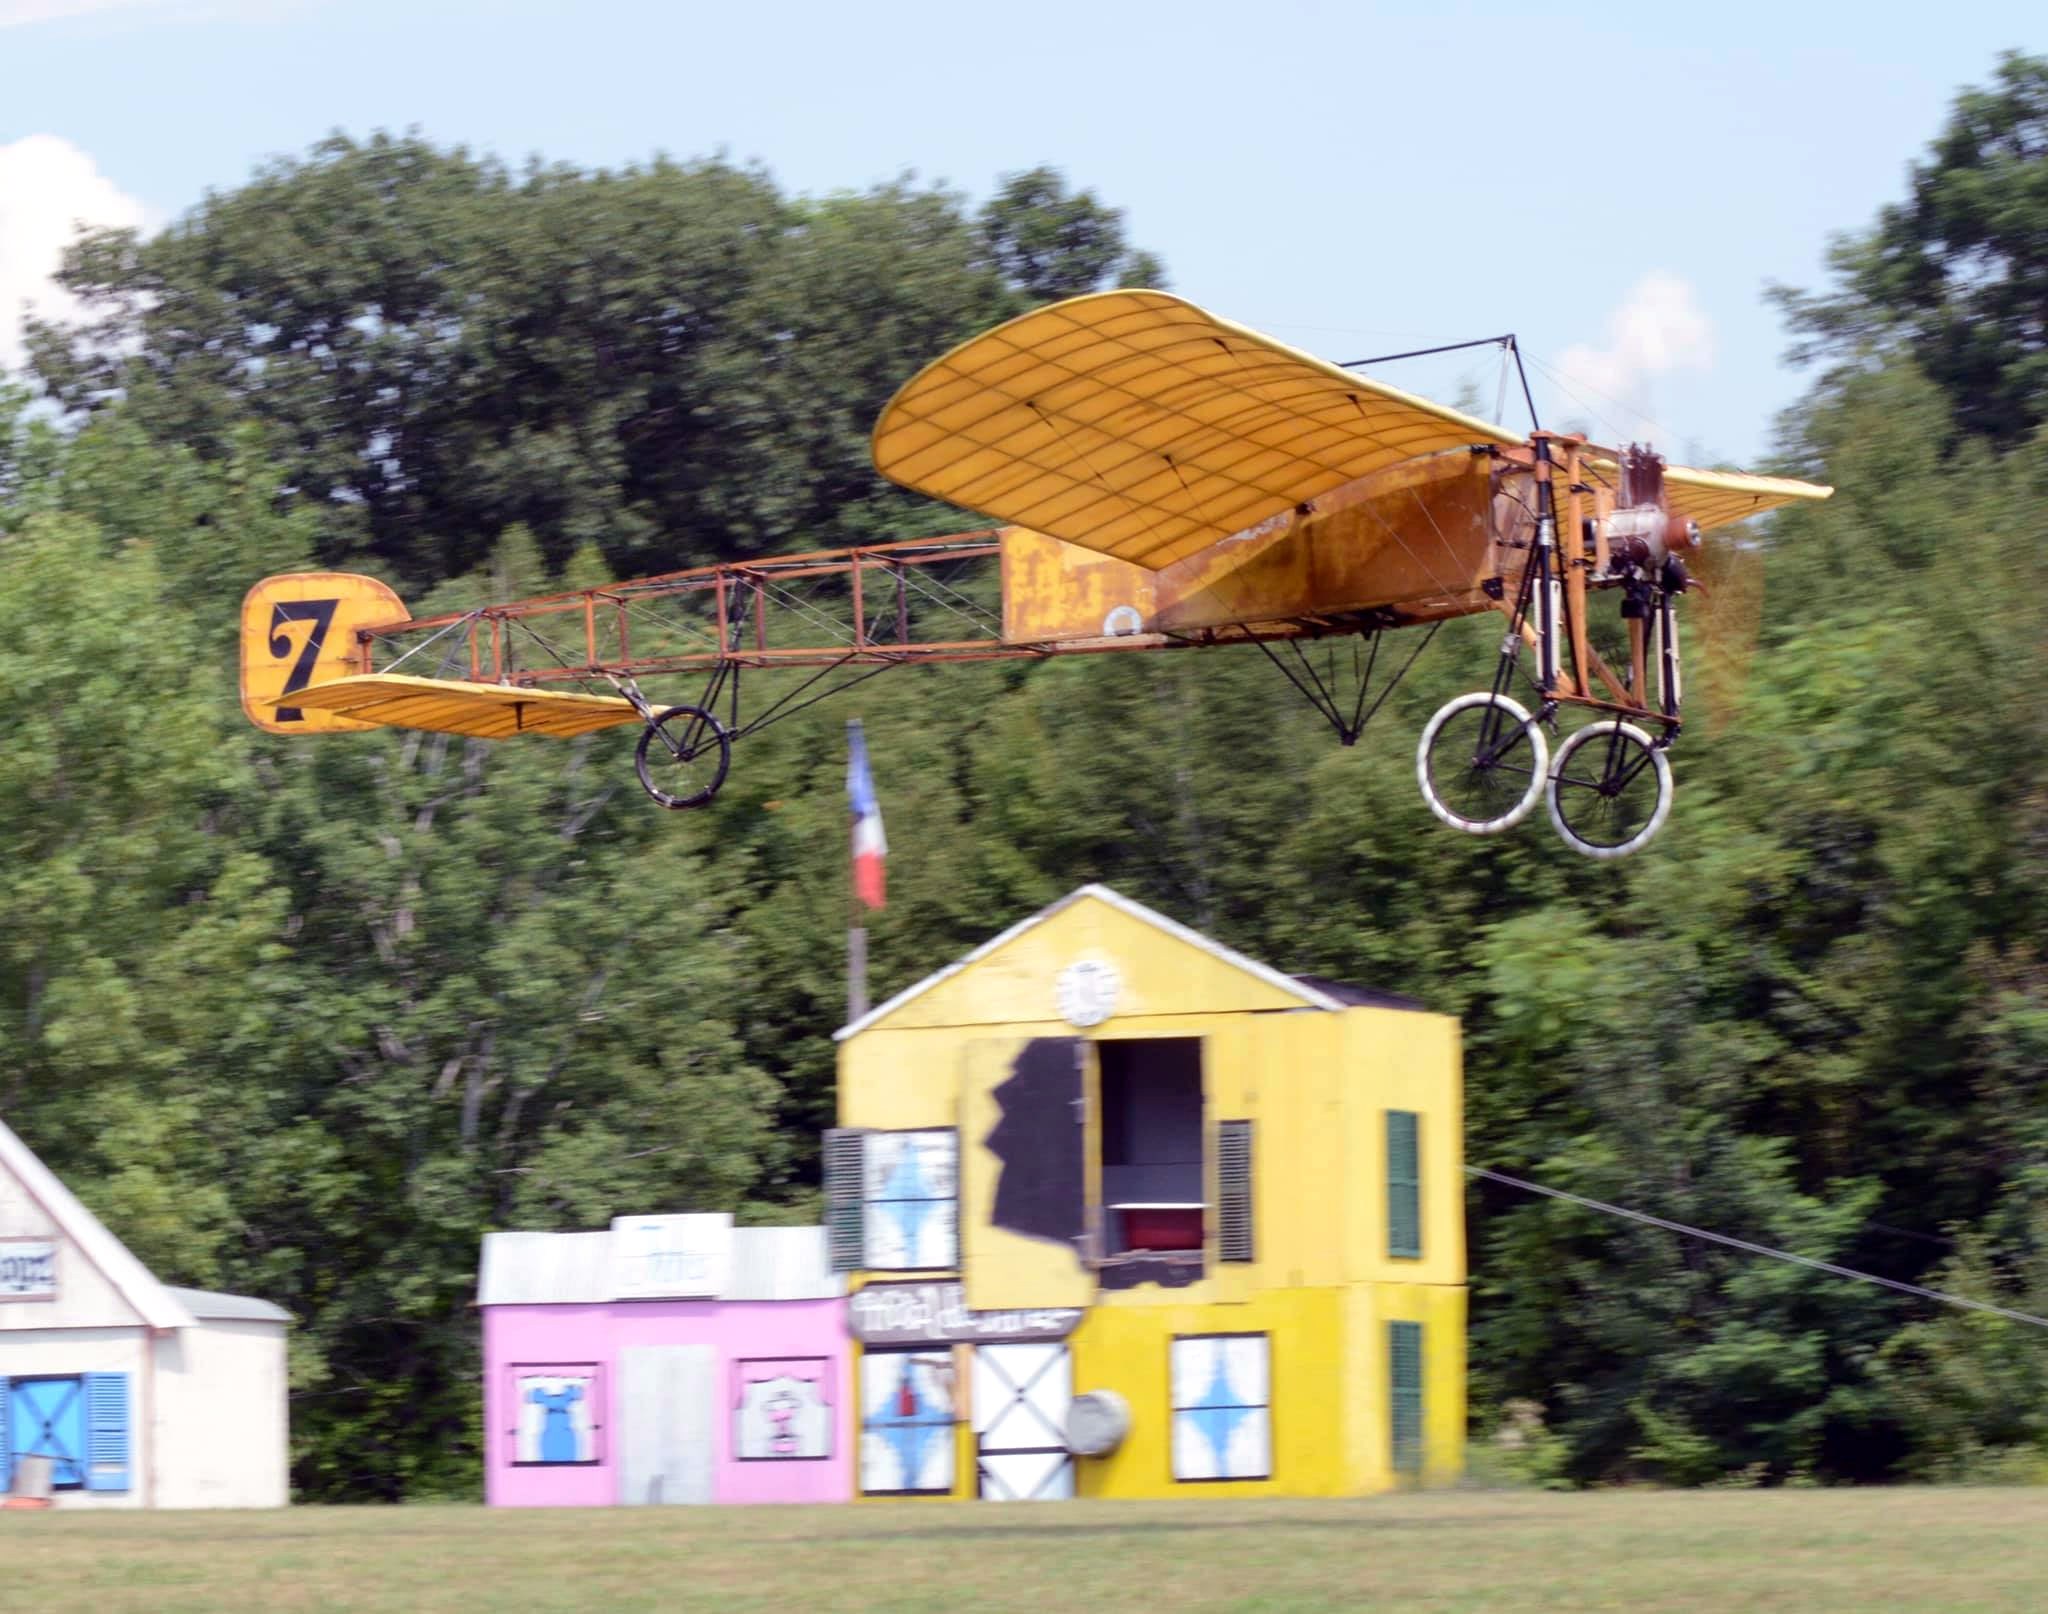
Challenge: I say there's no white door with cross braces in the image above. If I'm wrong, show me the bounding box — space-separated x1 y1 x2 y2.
972 1342 1073 1500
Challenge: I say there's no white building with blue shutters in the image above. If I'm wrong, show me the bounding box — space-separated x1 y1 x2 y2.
0 1117 291 1508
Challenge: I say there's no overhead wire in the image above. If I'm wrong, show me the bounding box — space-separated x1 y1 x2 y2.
1469 1165 2048 1332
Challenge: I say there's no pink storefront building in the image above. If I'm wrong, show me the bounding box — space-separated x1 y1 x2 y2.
478 1214 849 1506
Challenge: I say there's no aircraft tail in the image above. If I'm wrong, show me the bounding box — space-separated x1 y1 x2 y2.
239 572 409 734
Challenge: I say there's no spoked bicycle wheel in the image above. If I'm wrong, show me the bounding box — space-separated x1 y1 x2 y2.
633 705 732 809
1416 691 1550 835
1545 720 1673 859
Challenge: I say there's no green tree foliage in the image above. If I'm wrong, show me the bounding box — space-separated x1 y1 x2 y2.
1773 50 2048 445
4 95 2047 1500
980 166 1166 304
26 138 1155 585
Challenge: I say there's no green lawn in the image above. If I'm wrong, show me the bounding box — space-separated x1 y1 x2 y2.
4 1489 2045 1612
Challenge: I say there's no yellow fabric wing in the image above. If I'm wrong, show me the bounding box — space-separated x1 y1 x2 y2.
875 289 1834 562
288 674 643 739
873 289 1521 570
1654 462 1834 532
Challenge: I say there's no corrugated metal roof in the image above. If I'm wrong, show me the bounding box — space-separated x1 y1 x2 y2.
165 1286 293 1324
724 1226 840 1301
0 1116 196 1332
476 1225 840 1307
477 1230 613 1306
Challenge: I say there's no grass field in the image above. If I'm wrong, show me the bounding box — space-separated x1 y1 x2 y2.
5 1488 2046 1612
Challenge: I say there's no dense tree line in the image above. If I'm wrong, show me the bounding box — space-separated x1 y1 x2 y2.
3 60 2045 1495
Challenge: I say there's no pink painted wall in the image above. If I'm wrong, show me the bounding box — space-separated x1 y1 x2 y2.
483 1297 850 1506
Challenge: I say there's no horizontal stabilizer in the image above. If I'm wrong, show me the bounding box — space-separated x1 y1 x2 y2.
289 674 643 740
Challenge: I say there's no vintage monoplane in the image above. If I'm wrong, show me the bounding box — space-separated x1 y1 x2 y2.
240 290 1832 857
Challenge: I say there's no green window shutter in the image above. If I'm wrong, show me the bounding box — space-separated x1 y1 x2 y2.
1216 1120 1254 1263
822 1128 868 1272
84 1372 130 1493
1386 1110 1421 1259
1389 1321 1424 1476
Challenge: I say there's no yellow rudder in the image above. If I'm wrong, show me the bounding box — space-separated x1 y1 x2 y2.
240 572 409 735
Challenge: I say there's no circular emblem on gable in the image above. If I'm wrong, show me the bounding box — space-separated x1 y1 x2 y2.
1056 958 1121 1028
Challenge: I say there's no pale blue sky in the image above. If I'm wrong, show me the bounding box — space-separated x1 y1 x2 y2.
3 0 2041 466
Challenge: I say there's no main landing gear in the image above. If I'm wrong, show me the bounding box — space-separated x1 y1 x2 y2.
1418 693 1676 859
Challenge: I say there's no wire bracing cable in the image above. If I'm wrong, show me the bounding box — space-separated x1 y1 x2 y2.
1469 1165 2048 1331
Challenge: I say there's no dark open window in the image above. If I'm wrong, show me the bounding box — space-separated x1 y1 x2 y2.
1099 1038 1204 1256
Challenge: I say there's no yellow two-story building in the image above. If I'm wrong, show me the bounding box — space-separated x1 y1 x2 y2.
830 884 1464 1501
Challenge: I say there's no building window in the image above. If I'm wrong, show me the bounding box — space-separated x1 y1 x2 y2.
1100 1039 1204 1257
824 1128 961 1274
861 1130 959 1271
1390 1321 1424 1475
859 1348 956 1495
0 1373 129 1494
1387 1110 1422 1259
511 1364 602 1466
733 1357 834 1462
1170 1334 1271 1482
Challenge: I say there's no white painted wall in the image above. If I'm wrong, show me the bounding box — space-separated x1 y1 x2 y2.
0 1174 143 1333
154 1320 290 1509
0 1129 290 1509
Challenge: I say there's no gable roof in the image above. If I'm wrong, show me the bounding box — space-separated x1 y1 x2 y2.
0 1115 196 1332
836 883 1346 1041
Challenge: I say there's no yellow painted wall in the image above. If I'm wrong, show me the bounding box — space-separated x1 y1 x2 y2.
846 1282 1467 1501
1342 1281 1469 1494
1347 1009 1466 1289
1070 1288 1349 1499
837 889 1469 1499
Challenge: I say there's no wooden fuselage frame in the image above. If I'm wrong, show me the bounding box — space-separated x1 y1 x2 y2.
351 432 1663 725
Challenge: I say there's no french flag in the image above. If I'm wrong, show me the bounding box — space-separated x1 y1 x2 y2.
847 718 887 910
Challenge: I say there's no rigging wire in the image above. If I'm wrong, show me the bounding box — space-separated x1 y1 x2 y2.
1469 1165 2048 1332
376 610 480 673
1524 352 1680 448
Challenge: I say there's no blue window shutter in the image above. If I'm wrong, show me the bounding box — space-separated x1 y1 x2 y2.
0 1374 12 1492
83 1372 130 1493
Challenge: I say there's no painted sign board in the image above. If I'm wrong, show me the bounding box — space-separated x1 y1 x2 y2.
610 1213 733 1300
849 1281 1081 1347
0 1239 56 1299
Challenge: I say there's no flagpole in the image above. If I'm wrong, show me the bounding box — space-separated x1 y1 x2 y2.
847 718 870 1024
848 915 869 1026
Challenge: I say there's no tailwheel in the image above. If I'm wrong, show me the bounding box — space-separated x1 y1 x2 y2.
1545 720 1673 859
1416 691 1549 835
634 705 731 809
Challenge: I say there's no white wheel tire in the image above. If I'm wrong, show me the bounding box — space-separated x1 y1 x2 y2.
1545 720 1673 860
1416 691 1549 835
